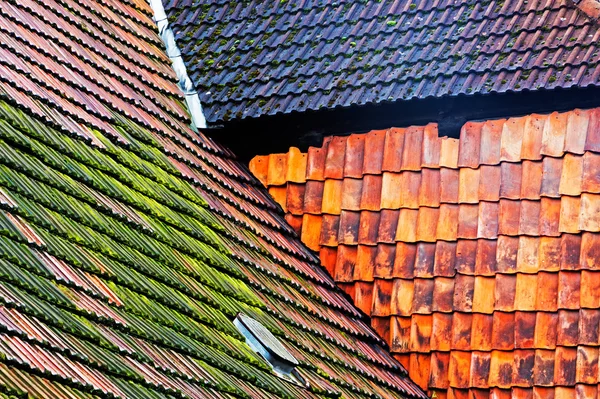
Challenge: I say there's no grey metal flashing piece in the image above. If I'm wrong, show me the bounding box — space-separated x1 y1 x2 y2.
149 0 207 129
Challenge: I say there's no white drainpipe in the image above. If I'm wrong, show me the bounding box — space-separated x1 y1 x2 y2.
149 0 207 129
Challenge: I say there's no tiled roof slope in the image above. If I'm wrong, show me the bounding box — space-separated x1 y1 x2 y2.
164 0 600 124
250 108 600 398
0 0 427 398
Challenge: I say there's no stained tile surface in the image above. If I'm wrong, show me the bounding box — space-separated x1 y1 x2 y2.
0 0 427 398
251 108 600 398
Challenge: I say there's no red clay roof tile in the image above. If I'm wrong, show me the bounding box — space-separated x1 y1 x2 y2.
343 134 365 178
360 174 383 211
432 277 455 314
565 109 589 154
306 145 327 180
382 128 405 173
394 242 418 279
378 209 400 243
324 136 347 179
410 314 433 352
582 152 600 193
501 117 526 162
374 243 395 279
286 147 308 183
478 202 500 239
381 172 403 209
448 350 471 388
354 245 377 281
472 276 495 314
494 273 517 312
455 240 478 275
480 120 503 165
584 108 600 152
515 312 536 349
437 204 460 241
286 183 305 215
303 180 324 213
402 126 424 171
340 178 362 211
522 114 545 161
440 167 460 203
319 214 340 246
521 161 543 200
458 122 482 169
322 179 343 214
541 112 568 157
500 162 523 199
422 124 441 168
414 243 436 278
576 345 599 384
457 204 479 239
459 168 480 204
363 130 386 175
475 239 498 275
267 153 288 186
419 169 441 207
338 210 360 245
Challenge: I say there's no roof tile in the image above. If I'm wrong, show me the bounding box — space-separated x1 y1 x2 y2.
340 178 362 211
540 198 562 236
521 114 546 160
440 137 460 169
576 345 599 384
322 178 343 214
358 211 380 245
565 109 590 154
381 172 403 209
584 108 600 152
540 156 564 198
382 128 405 173
306 146 327 181
458 122 482 169
401 126 424 171
478 165 502 201
374 243 396 279
343 134 365 178
430 351 451 389
319 213 340 246
455 240 478 275
580 270 600 308
541 111 568 157
414 243 436 278
433 241 458 277
515 312 537 349
419 169 441 207
459 168 480 203
470 351 492 388
324 136 347 179
534 349 556 385
412 278 434 314
286 183 306 215
536 272 559 312
303 180 325 213
521 161 543 200
355 245 377 281
338 210 360 245
560 153 584 196
363 130 386 175
449 351 471 388
579 193 600 231
489 350 514 388
286 147 308 183
391 279 414 317
360 174 383 211
559 195 581 233
492 312 516 351
500 162 523 199
453 275 475 313
501 117 525 162
495 273 517 312
452 312 473 351
496 235 519 273
422 124 441 168
479 120 503 165
554 346 577 386
581 152 600 193
472 276 495 314
539 236 562 271
557 309 580 345
394 242 417 279
410 314 433 352
267 153 288 186
475 239 498 275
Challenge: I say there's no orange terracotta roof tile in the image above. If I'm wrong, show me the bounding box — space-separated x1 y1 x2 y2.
248 107 600 397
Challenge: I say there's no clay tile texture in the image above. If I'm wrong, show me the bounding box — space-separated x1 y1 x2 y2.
250 107 600 398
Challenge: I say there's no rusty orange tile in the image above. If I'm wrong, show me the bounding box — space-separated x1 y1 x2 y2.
471 313 493 351
285 213 303 235
539 237 562 271
541 111 567 157
475 239 498 275
409 353 432 390
455 240 477 275
323 136 347 179
453 275 475 312
534 349 556 386
395 208 418 242
382 127 405 172
390 316 412 352
363 130 386 174
416 207 439 242
303 180 324 213
580 232 600 270
516 236 540 273
333 244 357 282
401 126 424 170
539 198 561 237
555 387 578 399
301 213 323 251
337 282 355 301
579 309 600 345
437 204 459 241
248 154 269 185
306 145 327 180
393 242 417 278
521 160 543 199
515 311 537 349
489 350 514 388
519 201 541 236
471 388 495 399
380 172 403 209
576 346 599 384
514 273 538 311
358 211 380 245
440 167 460 203
458 121 483 168
458 168 480 204
580 270 600 308
374 243 395 278
470 351 492 388
479 119 503 165
286 183 306 215
565 109 590 154
448 350 472 388
494 273 517 311
371 316 391 345
268 186 288 212
559 196 582 233
378 209 400 243
521 114 546 160
399 171 422 209
354 281 374 315
434 241 458 277
554 346 577 386
575 384 597 399
492 312 515 350
354 245 377 281
584 108 600 152
561 234 582 270
338 210 360 244
477 202 499 239
501 116 526 162
422 123 441 168
580 193 600 232
557 309 580 346
513 349 535 387
394 353 411 371
535 271 559 311
410 314 433 352
458 204 479 239
266 153 288 186
319 246 337 276
534 313 558 349
472 276 495 314
412 278 434 314
540 157 564 198
319 214 340 246
496 235 519 273
286 147 308 183
558 271 581 309
415 242 436 277
340 178 362 211
500 162 523 199
559 153 584 196
478 165 502 201
391 279 414 316
447 387 470 399
432 277 455 313
440 137 460 169
360 174 383 211
322 179 343 214
582 151 600 194
429 351 451 388
343 134 365 178
371 278 394 317
419 168 441 207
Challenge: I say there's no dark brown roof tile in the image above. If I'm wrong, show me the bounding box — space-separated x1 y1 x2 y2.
458 122 483 169
358 211 380 245
414 242 436 278
338 210 360 245
286 183 306 215
515 312 537 349
363 130 386 175
470 351 492 388
513 349 535 387
433 241 458 277
378 209 400 243
579 308 600 345
382 128 405 173
533 349 556 386
343 134 366 178
393 242 417 279
432 277 455 313
556 309 580 345
560 234 582 270
475 239 498 275
576 345 599 384
554 346 577 386
303 180 325 213
455 240 478 275
541 111 568 157
319 214 340 246
495 273 517 312
412 278 434 314
324 136 347 179
374 244 395 279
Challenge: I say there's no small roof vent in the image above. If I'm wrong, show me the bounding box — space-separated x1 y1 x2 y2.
234 313 307 387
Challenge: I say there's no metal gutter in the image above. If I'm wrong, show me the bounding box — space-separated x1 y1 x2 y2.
149 0 207 129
